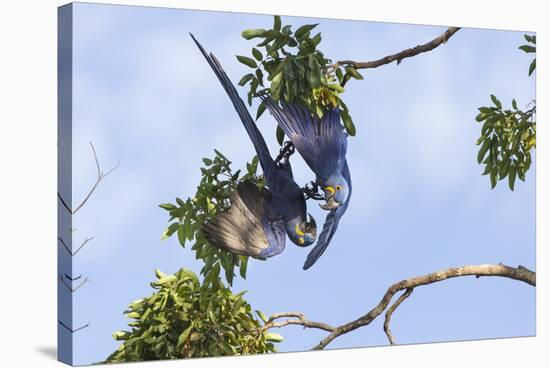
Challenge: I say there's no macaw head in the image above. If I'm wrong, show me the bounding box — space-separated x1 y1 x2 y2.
287 213 317 247
320 173 350 210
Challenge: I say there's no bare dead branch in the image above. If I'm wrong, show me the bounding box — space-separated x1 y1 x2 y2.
58 142 119 215
73 236 94 256
58 320 90 333
309 263 534 350
331 27 460 72
57 236 94 257
383 287 413 345
58 273 90 293
64 274 82 281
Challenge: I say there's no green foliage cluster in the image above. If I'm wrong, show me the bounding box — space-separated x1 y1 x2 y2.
475 34 536 190
238 16 360 140
159 150 264 287
105 268 281 363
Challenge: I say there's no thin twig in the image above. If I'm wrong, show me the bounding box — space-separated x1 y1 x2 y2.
57 236 94 257
330 27 461 72
58 142 119 215
260 312 335 333
58 273 90 292
383 287 413 344
73 236 94 256
64 274 82 281
58 320 90 333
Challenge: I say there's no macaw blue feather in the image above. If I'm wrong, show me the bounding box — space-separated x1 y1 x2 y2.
261 96 348 180
261 96 353 269
303 162 352 270
191 34 318 259
190 33 274 173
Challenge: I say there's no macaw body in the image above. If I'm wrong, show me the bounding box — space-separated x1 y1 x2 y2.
261 97 352 269
191 34 317 259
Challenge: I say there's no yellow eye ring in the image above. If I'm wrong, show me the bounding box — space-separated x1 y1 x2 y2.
336 185 343 191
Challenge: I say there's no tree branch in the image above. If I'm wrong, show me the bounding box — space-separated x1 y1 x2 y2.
260 312 335 333
383 287 413 344
58 273 90 293
58 320 90 333
58 142 119 215
311 263 534 350
258 264 534 350
57 235 94 257
331 26 460 73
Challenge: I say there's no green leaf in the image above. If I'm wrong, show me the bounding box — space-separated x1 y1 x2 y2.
239 256 248 279
177 324 193 349
508 165 517 191
256 100 267 120
518 45 536 53
490 168 497 189
265 332 284 342
512 99 518 110
529 59 536 76
236 55 258 68
159 203 176 210
177 225 186 245
214 149 228 161
241 28 267 40
270 71 283 96
161 223 180 240
341 110 356 136
335 68 343 84
256 310 268 323
276 125 285 145
524 34 535 43
295 23 318 39
490 94 502 109
306 70 321 88
345 66 363 80
252 48 263 61
238 73 254 86
311 32 322 46
202 158 213 166
477 139 491 164
273 15 281 32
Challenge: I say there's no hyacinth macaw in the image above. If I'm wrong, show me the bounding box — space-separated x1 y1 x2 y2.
260 97 352 270
190 34 317 259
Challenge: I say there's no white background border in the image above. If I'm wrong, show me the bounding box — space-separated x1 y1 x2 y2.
0 0 546 367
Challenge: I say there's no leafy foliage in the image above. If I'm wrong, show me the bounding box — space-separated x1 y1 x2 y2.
519 34 536 76
475 34 536 190
238 16 359 137
159 150 264 287
105 268 279 363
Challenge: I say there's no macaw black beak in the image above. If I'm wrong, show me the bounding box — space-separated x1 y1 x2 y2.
305 213 317 238
320 187 340 210
320 196 340 210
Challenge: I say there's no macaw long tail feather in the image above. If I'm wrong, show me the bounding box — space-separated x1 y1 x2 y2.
190 33 274 172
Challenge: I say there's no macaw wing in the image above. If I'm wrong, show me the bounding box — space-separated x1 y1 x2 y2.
201 181 286 259
261 96 347 179
303 161 352 270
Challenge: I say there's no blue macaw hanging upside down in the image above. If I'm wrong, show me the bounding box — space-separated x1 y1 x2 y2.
260 97 352 270
191 34 317 260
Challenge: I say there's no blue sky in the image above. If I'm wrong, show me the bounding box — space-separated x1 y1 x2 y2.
68 3 535 365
